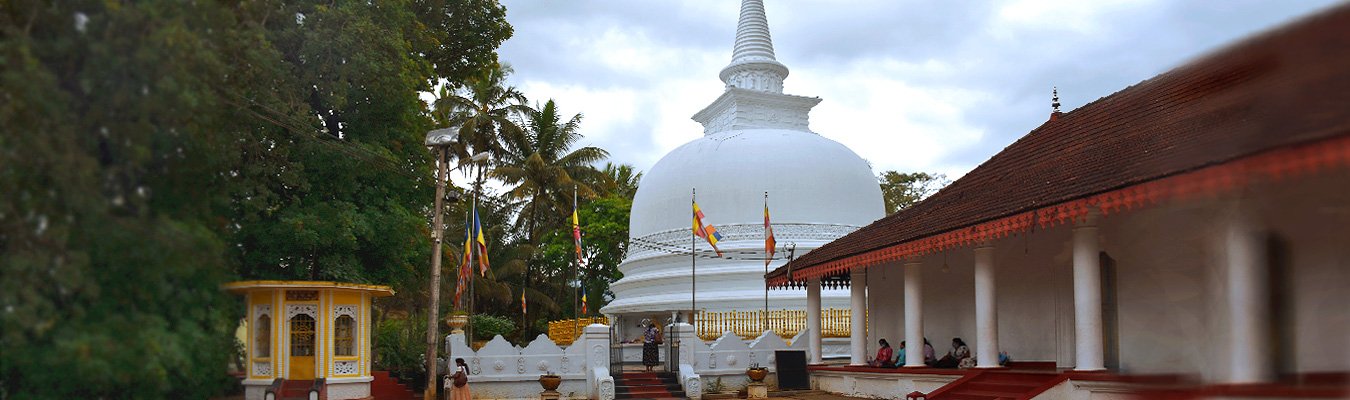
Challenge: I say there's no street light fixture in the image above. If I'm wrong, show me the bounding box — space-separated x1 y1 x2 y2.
422 128 489 400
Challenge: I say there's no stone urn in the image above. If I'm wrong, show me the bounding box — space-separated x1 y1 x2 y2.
445 312 469 334
746 366 768 382
539 374 563 391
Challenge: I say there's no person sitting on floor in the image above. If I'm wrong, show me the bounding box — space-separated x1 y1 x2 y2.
932 337 973 368
893 341 907 367
922 338 937 366
868 339 894 367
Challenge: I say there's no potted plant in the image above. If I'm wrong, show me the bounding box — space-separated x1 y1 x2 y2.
746 363 768 382
539 372 562 391
445 310 469 334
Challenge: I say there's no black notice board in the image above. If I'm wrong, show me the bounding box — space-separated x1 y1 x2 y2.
775 350 809 390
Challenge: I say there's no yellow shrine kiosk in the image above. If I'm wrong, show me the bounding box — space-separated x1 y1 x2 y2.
226 281 393 400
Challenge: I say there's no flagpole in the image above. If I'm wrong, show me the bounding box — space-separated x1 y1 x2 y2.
573 186 580 340
469 193 476 344
691 188 697 331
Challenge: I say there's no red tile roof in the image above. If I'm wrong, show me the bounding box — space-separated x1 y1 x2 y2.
768 4 1350 285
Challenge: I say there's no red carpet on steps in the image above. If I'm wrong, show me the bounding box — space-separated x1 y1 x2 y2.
929 371 1060 400
371 371 420 400
614 371 686 400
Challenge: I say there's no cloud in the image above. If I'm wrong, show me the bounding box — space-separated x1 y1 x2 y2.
496 0 1342 179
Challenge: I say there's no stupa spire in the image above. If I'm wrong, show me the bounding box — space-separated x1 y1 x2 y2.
694 0 820 135
719 0 789 93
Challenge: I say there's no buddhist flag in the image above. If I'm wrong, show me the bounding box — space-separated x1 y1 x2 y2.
692 201 724 257
473 204 490 276
453 265 469 309
453 217 472 308
580 286 588 315
521 289 527 314
764 197 776 267
461 212 473 273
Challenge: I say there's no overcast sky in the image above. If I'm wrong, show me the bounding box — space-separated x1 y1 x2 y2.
493 0 1341 179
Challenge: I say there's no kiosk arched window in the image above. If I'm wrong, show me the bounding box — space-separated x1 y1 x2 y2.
256 314 271 357
334 315 355 356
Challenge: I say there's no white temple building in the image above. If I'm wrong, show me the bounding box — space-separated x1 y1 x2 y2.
601 0 884 336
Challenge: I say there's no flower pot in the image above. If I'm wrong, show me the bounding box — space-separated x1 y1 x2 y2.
539 374 563 391
446 313 469 334
746 367 768 382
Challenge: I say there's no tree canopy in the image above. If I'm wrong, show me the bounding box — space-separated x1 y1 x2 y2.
1 0 511 397
878 171 949 214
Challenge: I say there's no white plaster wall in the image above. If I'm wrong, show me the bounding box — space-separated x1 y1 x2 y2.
1258 172 1350 374
1075 172 1348 380
865 261 904 357
1101 202 1220 378
243 383 267 400
326 381 371 400
811 371 958 399
464 379 590 400
990 228 1072 365
686 330 803 392
1029 380 1140 400
443 332 590 400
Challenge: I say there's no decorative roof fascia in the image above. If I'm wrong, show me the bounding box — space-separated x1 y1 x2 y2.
222 280 396 297
691 87 822 135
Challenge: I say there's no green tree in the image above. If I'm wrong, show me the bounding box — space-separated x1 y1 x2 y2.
878 171 949 214
537 195 633 318
0 0 512 397
1 2 247 398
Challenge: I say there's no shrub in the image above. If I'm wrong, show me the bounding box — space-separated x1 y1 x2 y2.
470 314 516 341
374 314 428 391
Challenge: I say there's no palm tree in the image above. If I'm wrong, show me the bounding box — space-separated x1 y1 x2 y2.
494 99 609 245
601 162 642 199
493 99 608 337
434 63 529 188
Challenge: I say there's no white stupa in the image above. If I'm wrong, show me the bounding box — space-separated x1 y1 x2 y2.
602 0 884 323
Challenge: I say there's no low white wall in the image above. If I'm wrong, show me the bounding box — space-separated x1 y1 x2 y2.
668 324 816 393
1030 379 1141 400
243 382 267 400
326 380 372 400
811 370 958 399
445 331 595 400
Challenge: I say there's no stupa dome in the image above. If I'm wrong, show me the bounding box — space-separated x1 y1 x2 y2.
630 129 883 239
602 0 884 317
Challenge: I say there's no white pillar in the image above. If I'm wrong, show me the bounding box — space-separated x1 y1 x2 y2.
904 260 925 367
1073 215 1105 371
1226 211 1272 383
974 245 1000 368
849 268 868 366
807 278 823 364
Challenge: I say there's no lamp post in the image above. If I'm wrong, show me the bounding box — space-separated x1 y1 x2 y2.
422 127 487 400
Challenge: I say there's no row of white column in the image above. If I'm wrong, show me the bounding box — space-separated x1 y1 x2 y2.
793 216 1101 372
798 216 1109 369
803 211 1274 382
808 217 1104 370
